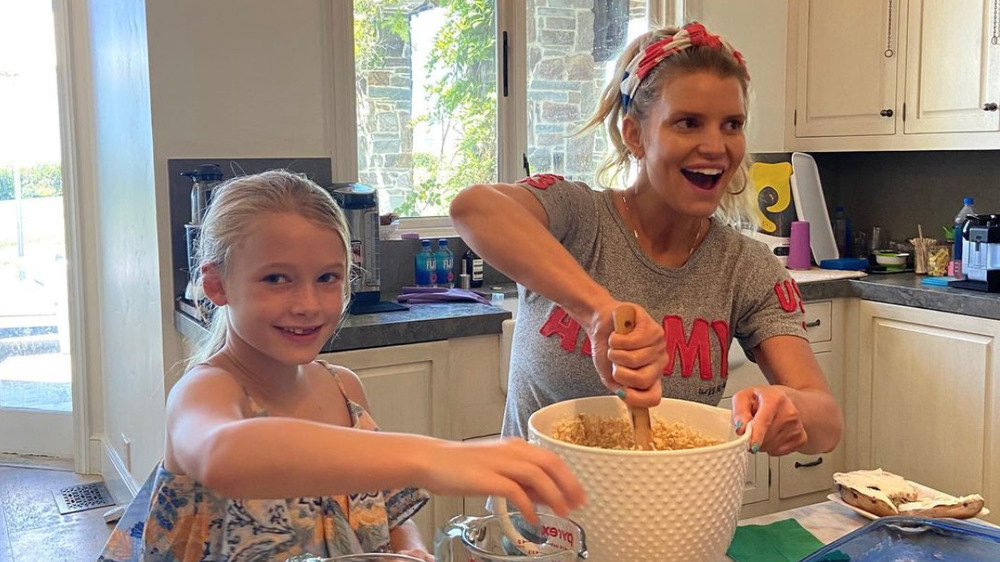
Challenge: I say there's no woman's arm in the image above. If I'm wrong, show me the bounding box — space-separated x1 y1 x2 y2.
731 335 843 455
450 183 666 406
166 367 585 523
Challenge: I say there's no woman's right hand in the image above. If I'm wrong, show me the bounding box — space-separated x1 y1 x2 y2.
586 301 667 408
415 438 585 524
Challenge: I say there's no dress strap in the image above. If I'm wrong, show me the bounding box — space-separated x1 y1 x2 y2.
315 360 350 399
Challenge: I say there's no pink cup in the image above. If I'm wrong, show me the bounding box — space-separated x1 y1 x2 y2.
787 221 811 270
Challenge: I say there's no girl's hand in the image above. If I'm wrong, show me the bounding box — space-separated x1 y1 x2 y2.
414 438 585 525
731 385 808 456
395 548 434 561
587 301 666 408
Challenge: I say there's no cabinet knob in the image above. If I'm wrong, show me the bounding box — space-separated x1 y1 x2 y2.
879 109 894 117
984 102 999 112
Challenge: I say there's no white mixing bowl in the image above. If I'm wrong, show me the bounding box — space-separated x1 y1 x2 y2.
529 396 751 562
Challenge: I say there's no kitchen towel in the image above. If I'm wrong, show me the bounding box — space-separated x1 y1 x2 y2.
396 286 492 305
726 518 825 562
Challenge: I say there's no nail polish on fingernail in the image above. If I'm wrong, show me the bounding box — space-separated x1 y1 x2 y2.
734 420 743 431
751 443 760 454
616 388 627 400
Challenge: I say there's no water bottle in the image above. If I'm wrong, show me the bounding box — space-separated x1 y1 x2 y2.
462 247 484 288
951 197 976 278
415 240 436 287
434 238 455 288
830 205 851 258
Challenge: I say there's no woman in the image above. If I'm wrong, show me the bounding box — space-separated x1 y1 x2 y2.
450 23 842 456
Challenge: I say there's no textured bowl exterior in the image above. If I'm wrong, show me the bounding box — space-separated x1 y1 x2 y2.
529 397 750 562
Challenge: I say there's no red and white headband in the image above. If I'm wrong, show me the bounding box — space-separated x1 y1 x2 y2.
618 22 747 113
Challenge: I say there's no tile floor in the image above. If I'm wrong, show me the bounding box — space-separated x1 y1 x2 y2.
0 456 113 561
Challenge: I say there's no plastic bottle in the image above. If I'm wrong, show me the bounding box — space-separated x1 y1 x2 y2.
434 239 455 288
415 240 437 287
461 247 484 288
830 206 852 258
951 197 976 279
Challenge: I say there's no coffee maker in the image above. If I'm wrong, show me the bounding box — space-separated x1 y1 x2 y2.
950 214 1000 292
328 183 408 314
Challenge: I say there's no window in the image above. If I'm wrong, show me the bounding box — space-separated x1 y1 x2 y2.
349 0 652 220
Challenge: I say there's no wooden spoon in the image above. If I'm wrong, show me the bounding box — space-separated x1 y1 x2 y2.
614 305 653 450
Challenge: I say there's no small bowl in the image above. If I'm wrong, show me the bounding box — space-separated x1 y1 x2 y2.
875 252 908 267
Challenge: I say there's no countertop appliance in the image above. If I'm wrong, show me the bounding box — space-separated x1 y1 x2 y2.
328 183 407 314
950 214 1000 292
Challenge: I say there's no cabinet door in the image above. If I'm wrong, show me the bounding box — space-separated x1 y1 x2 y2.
778 351 842 499
793 0 900 137
903 0 1000 133
857 302 1000 515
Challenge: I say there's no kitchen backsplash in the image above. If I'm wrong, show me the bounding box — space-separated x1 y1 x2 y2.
756 150 1000 249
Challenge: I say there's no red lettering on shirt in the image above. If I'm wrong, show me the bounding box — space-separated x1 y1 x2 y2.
774 279 803 313
712 320 730 378
519 173 564 190
664 316 713 379
539 307 582 352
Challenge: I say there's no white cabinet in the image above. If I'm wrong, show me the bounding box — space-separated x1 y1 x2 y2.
319 334 506 545
787 0 1000 151
791 0 899 138
903 0 1000 134
854 301 1000 525
731 298 848 519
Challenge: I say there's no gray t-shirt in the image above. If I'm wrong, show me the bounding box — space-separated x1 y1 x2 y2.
503 175 808 438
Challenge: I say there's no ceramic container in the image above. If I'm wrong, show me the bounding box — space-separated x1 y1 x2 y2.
528 397 751 562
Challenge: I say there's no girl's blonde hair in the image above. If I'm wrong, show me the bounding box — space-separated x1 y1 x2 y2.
579 23 757 228
188 170 351 367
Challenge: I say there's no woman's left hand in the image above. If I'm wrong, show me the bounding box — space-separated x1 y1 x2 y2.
731 385 808 456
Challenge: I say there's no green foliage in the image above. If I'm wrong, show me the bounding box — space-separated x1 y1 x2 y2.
395 0 496 216
0 163 63 200
355 0 496 217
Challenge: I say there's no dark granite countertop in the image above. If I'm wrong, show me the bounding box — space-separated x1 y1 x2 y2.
174 299 511 353
174 274 1000 352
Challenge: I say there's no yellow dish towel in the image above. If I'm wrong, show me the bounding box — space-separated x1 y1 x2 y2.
726 518 825 562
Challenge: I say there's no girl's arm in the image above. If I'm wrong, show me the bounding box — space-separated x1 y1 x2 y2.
731 335 843 455
450 183 666 406
166 366 585 523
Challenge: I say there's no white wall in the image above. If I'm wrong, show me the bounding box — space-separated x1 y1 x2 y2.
686 0 788 153
143 0 337 403
68 0 166 489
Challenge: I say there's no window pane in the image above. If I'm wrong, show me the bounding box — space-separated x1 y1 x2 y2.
354 1 498 218
526 0 647 187
0 2 71 412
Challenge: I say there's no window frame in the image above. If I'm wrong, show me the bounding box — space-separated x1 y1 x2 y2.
331 1 672 237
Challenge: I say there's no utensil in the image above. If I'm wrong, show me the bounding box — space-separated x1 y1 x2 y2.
613 305 652 450
491 495 559 556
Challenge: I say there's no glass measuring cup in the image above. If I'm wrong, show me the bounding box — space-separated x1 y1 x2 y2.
434 512 587 561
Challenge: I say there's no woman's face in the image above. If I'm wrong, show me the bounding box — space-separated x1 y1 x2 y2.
628 71 746 218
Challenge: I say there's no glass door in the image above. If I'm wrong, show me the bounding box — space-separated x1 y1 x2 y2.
0 1 73 457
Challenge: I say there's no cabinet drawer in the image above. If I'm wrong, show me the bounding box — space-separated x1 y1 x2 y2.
804 301 832 343
778 452 833 499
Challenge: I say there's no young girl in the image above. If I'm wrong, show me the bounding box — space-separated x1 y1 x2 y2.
135 170 583 561
451 23 843 457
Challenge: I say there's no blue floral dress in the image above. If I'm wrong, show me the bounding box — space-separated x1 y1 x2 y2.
98 361 429 562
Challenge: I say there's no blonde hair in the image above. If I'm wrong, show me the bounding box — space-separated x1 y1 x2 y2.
188 170 351 367
579 23 757 228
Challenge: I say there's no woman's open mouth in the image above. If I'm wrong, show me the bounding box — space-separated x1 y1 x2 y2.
681 168 725 190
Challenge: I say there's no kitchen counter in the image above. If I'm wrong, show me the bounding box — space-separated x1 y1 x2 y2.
174 272 1000 352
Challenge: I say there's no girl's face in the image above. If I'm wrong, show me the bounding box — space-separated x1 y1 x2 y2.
210 211 348 367
627 71 746 217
